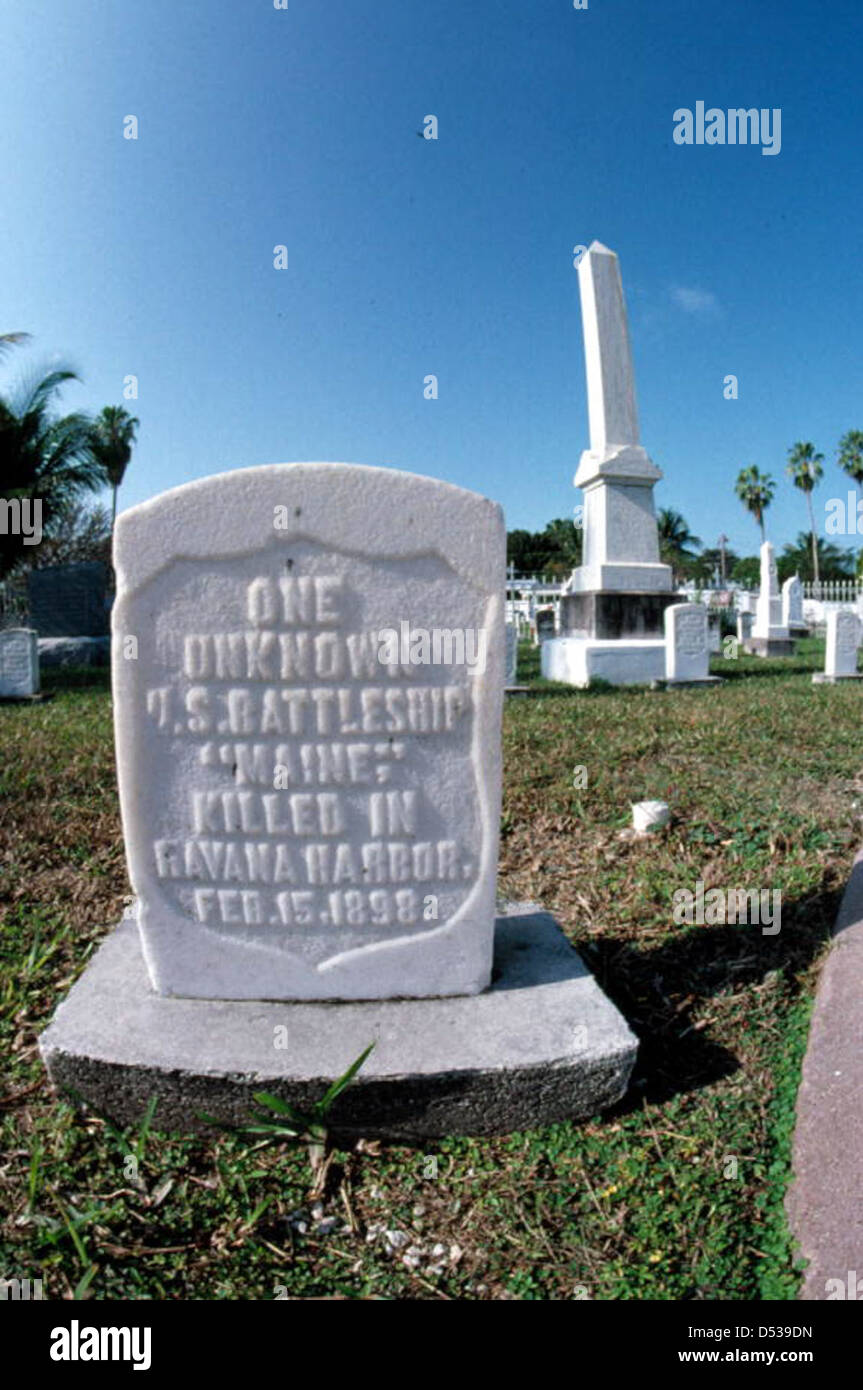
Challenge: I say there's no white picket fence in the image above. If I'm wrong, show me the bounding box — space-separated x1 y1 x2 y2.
802 580 863 603
506 571 863 643
506 572 565 636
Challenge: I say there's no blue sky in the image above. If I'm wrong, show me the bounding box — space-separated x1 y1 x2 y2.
3 0 862 562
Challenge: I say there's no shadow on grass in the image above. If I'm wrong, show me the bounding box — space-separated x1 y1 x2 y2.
709 658 823 682
515 663 828 695
516 680 624 698
41 665 111 693
578 874 840 1112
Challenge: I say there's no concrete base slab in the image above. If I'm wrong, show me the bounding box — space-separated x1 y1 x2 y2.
504 685 530 697
39 904 638 1142
812 673 863 684
542 636 665 688
38 636 110 668
786 850 863 1298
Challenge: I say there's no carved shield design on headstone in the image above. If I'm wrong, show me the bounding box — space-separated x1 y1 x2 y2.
112 464 504 1001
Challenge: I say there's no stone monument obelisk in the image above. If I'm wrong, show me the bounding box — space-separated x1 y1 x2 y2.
745 541 794 656
542 242 674 687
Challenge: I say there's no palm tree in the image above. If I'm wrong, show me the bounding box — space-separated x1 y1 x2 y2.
838 430 863 486
780 532 854 585
731 555 761 589
33 499 112 568
89 405 139 531
0 332 30 358
657 507 701 582
696 544 739 586
735 466 775 541
507 519 583 576
542 517 583 574
786 441 824 586
0 366 103 579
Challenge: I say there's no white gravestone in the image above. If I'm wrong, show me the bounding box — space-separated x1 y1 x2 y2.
814 609 862 683
535 608 555 642
0 628 40 697
782 575 804 630
737 611 753 643
112 463 505 1001
707 612 721 652
505 622 518 685
664 603 712 683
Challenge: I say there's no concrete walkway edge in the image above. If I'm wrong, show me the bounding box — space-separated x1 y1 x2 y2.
785 848 863 1299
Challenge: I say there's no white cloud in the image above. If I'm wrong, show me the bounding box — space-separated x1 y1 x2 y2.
670 286 720 316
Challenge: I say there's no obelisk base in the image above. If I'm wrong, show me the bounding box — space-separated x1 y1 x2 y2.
560 591 678 640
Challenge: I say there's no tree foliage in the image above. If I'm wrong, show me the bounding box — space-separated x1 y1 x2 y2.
735 465 775 540
786 441 824 584
731 556 761 588
657 507 702 582
506 518 583 576
24 499 112 570
777 532 854 584
838 430 863 486
0 340 138 578
0 363 105 579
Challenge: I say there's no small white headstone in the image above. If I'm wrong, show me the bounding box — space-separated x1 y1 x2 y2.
782 575 803 628
665 603 709 682
0 628 39 697
825 609 860 679
505 622 518 685
707 612 721 652
737 611 753 643
112 463 505 1001
535 608 555 642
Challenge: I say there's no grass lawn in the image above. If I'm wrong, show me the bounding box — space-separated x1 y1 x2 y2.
0 638 857 1300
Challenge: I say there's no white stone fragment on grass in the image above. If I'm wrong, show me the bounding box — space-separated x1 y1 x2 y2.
632 800 670 833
